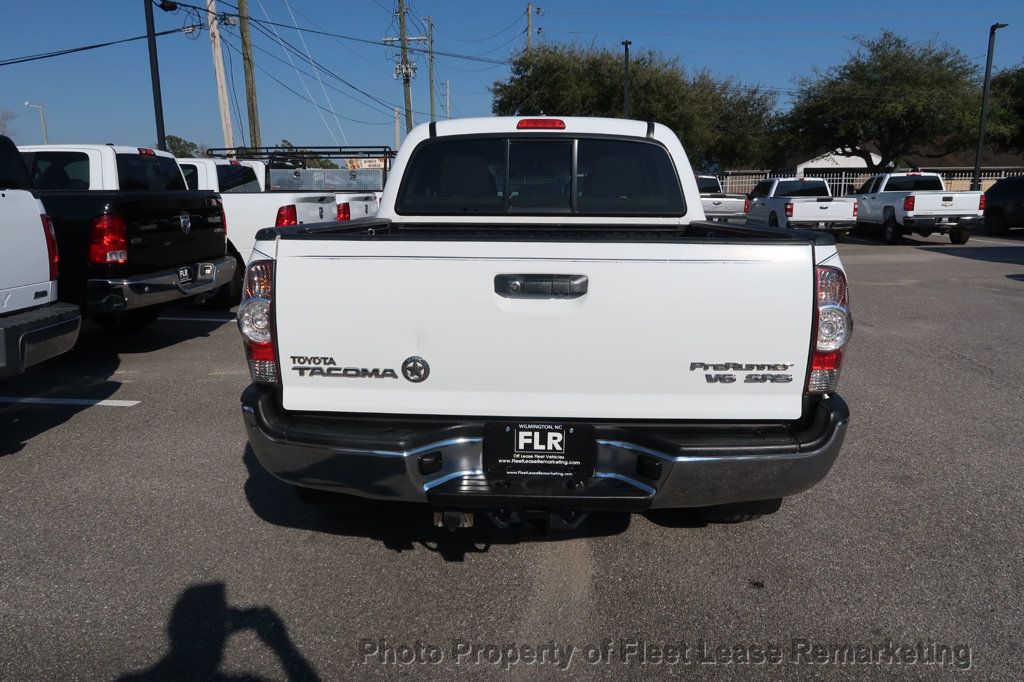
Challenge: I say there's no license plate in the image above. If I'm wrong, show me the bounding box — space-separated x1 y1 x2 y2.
177 266 193 284
483 422 595 479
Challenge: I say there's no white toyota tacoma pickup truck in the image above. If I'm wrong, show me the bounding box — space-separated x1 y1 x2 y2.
746 177 857 239
0 136 80 380
237 117 852 529
178 157 336 301
696 175 748 221
851 172 982 244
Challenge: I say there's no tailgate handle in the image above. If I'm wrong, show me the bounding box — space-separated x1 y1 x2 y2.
494 274 588 298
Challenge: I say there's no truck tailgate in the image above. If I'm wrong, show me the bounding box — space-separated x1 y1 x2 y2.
289 194 336 224
119 191 226 272
274 238 815 420
792 198 855 221
909 191 981 216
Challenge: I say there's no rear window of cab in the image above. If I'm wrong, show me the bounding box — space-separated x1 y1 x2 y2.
395 136 685 216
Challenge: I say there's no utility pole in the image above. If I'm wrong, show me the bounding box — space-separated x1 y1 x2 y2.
972 22 1009 191
446 80 451 119
205 0 235 149
394 107 401 149
622 40 631 118
527 4 532 51
23 102 48 144
143 0 167 151
398 0 413 133
428 16 436 122
238 0 261 148
383 0 427 134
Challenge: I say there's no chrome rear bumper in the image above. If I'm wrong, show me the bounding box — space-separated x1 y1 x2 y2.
243 386 849 510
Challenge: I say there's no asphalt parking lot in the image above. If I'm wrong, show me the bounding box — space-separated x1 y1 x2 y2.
2 229 1022 679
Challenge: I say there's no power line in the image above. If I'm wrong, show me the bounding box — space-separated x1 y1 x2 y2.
228 23 392 116
216 0 431 117
244 17 432 117
434 10 526 43
170 1 512 64
281 0 348 143
0 25 202 67
219 34 391 125
252 0 338 144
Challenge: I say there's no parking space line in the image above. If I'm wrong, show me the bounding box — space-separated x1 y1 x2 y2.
966 237 1018 245
159 316 235 323
0 397 140 407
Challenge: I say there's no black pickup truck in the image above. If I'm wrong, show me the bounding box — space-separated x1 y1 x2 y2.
19 144 235 330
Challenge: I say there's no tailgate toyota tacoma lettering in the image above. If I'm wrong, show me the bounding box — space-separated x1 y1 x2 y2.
237 117 852 527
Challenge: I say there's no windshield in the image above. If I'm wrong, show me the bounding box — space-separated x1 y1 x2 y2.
774 180 830 197
396 136 685 217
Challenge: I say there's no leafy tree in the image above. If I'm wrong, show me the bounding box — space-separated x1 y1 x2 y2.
0 110 14 139
276 139 339 169
491 44 778 169
783 31 981 171
989 63 1024 154
166 134 200 158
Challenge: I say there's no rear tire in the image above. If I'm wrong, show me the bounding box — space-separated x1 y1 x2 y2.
699 498 782 523
883 215 901 244
985 210 1009 235
949 228 970 245
94 306 162 333
768 213 779 227
834 231 847 243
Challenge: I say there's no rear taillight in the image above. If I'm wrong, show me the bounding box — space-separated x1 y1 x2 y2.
220 203 228 239
275 205 298 227
903 196 915 212
40 214 59 280
337 202 351 222
238 260 278 385
807 266 853 395
88 214 127 265
785 202 794 218
743 198 750 214
979 194 986 210
852 201 858 218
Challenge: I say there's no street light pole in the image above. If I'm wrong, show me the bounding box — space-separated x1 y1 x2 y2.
144 0 168 151
23 101 48 144
972 22 1008 191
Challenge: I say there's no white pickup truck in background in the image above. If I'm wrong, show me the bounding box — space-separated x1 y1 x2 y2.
696 175 748 221
205 146 389 225
237 117 852 530
178 158 336 301
0 136 80 380
850 172 982 244
746 177 857 239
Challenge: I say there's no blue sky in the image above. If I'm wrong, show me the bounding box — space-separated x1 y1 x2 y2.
2 0 1023 149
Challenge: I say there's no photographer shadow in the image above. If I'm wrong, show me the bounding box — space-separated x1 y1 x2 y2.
241 446 632 561
118 582 320 682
